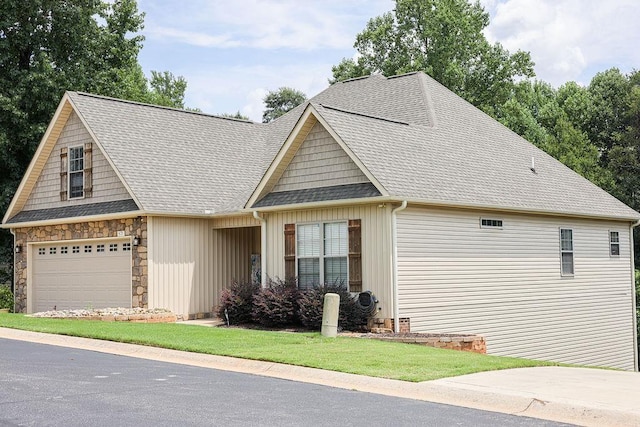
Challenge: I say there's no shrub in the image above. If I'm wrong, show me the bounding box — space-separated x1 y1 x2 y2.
252 278 300 327
217 280 260 325
297 282 375 332
0 285 13 311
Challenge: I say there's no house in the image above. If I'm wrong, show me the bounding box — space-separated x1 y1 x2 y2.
2 72 638 370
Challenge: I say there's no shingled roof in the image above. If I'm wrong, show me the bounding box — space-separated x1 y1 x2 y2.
5 71 638 223
264 72 639 220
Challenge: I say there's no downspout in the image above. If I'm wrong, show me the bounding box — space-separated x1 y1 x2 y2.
253 211 267 288
10 229 16 311
631 220 640 372
391 201 407 333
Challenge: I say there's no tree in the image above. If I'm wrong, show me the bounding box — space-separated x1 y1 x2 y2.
331 0 534 114
146 70 187 108
496 80 615 192
220 111 249 120
585 68 630 163
0 0 188 285
262 87 307 123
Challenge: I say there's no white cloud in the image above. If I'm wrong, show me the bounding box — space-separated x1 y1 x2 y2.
147 27 239 48
483 0 640 86
142 0 392 50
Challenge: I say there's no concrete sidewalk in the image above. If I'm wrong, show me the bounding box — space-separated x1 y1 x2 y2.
1 327 638 427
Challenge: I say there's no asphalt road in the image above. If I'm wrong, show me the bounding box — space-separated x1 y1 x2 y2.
0 338 572 427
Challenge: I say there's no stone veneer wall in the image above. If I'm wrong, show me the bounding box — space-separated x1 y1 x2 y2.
13 216 147 313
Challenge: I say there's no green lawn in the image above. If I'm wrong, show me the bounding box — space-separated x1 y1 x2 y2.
0 314 555 382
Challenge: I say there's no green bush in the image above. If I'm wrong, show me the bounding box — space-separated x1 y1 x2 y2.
252 278 300 327
0 285 13 311
217 280 260 325
297 283 375 332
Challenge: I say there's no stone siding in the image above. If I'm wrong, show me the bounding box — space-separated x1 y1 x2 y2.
13 217 147 313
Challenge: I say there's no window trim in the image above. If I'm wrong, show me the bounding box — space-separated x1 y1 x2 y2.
609 231 620 257
559 228 574 277
68 145 85 199
296 221 349 290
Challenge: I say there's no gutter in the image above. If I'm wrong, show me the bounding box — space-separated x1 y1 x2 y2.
631 219 640 372
253 211 267 288
391 201 408 333
244 196 640 223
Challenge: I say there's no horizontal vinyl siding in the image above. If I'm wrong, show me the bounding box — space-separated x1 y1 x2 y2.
147 217 212 317
23 111 130 210
397 206 636 370
265 204 392 317
272 122 369 192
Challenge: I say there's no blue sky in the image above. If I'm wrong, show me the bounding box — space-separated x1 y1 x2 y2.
136 0 640 121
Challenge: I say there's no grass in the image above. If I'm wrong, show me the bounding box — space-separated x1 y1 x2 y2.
0 313 556 382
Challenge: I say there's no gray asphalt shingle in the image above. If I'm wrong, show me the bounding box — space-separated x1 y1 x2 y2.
63 71 639 221
7 199 139 224
254 183 381 207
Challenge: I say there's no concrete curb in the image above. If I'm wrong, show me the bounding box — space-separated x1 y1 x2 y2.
1 327 637 427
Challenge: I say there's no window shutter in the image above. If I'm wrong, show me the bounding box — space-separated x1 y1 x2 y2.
348 219 362 292
284 223 296 279
84 142 93 198
59 147 68 200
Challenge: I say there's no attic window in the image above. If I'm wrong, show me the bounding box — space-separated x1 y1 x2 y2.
69 146 84 199
480 218 503 228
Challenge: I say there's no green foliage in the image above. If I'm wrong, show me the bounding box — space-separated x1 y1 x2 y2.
146 70 187 108
217 280 260 325
495 80 616 192
251 278 301 327
297 283 374 332
0 285 13 311
219 111 250 120
331 0 534 113
262 87 307 123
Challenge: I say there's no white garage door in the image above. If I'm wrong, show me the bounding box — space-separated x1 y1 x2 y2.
31 239 132 313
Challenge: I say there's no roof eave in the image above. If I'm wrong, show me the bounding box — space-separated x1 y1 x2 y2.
1 210 145 229
249 195 639 222
398 197 640 223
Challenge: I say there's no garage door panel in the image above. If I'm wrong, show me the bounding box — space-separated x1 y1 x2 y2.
31 239 131 313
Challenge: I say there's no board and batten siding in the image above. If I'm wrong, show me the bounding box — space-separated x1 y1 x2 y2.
210 225 260 310
272 122 370 193
396 206 636 370
264 204 393 318
147 217 214 317
23 111 130 211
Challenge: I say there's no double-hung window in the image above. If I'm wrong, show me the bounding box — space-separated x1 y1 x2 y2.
609 231 620 256
560 228 574 276
69 146 84 199
297 222 348 290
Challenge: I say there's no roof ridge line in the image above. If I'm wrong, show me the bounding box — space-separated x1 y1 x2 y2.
69 91 257 124
386 71 419 80
318 104 410 126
